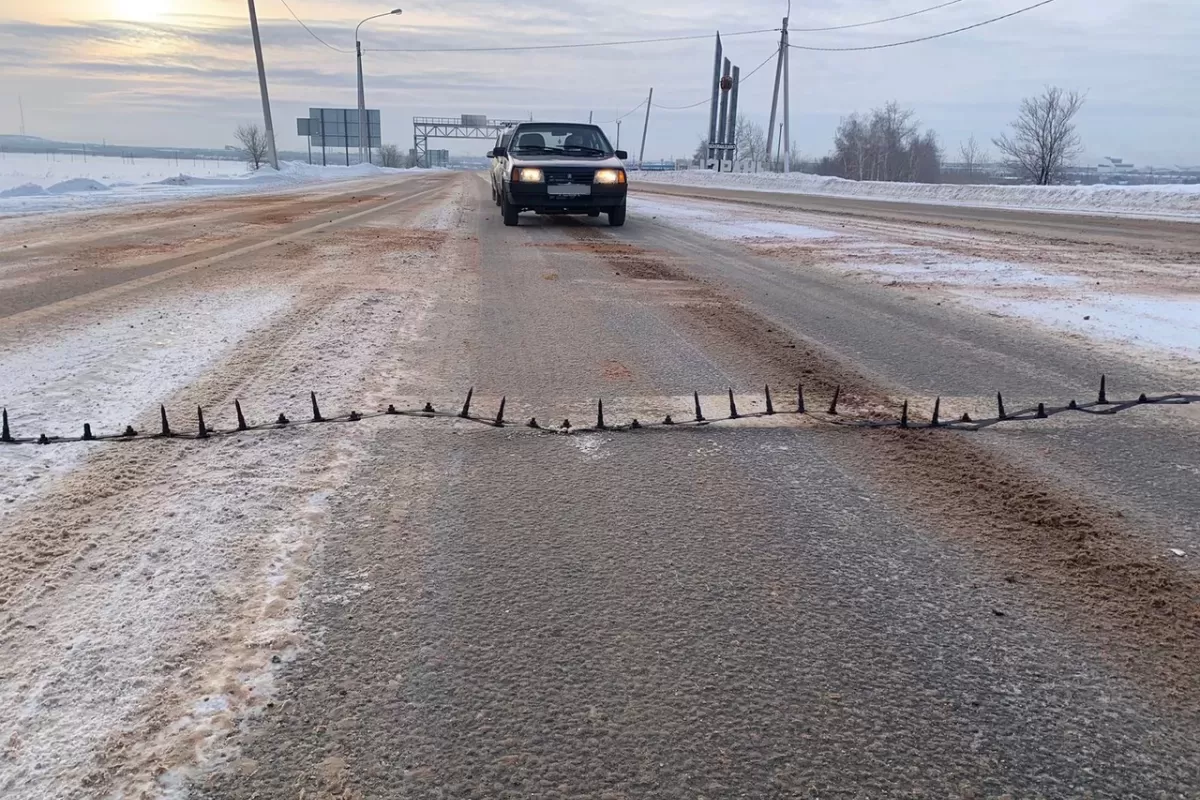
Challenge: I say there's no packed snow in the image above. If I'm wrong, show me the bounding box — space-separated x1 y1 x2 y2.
0 152 427 216
632 169 1200 220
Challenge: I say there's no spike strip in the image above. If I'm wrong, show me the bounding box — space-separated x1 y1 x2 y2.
765 385 775 415
460 388 474 419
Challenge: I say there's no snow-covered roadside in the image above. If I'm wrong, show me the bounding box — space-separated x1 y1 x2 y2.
631 169 1200 220
630 195 1200 363
0 155 430 217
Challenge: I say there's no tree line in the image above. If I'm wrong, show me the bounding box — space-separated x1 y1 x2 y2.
698 86 1085 187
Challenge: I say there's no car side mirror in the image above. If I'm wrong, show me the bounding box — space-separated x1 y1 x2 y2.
615 149 628 160
486 150 494 158
492 146 507 158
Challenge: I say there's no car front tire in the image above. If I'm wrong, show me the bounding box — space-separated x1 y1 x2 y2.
502 193 520 227
607 203 626 227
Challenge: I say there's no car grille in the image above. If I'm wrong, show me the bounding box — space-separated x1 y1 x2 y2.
542 168 596 185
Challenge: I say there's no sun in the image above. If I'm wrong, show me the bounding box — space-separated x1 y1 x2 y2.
112 0 173 21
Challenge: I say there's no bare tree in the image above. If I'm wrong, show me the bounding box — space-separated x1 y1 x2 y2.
734 116 767 165
993 87 1086 185
959 135 986 176
379 144 403 168
826 103 940 182
234 123 268 170
692 138 709 166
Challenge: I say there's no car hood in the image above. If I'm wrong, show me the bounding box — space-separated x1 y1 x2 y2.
509 154 625 169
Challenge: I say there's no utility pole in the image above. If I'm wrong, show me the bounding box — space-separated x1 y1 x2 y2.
356 40 367 164
638 88 653 166
247 0 279 170
18 95 25 136
616 119 622 150
782 15 791 173
766 16 786 171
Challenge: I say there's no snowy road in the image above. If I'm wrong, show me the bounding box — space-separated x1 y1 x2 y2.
2 173 1200 798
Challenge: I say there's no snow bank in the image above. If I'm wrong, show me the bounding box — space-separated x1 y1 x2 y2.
632 170 1200 219
0 153 427 216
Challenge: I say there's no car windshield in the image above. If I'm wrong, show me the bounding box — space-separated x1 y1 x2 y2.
511 125 613 156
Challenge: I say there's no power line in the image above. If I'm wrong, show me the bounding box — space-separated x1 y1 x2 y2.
277 0 353 53
652 49 777 111
789 0 1059 51
597 100 648 125
366 27 779 54
791 0 970 32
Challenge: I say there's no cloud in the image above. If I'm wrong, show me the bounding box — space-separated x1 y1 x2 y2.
0 0 1197 164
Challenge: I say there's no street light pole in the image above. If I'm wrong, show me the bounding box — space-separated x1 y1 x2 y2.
357 9 402 165
247 0 279 170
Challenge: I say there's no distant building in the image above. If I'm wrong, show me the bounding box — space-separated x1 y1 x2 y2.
1097 157 1136 181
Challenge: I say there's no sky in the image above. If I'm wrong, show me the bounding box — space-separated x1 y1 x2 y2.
0 0 1197 166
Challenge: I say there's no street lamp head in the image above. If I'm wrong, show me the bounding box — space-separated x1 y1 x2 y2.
390 8 403 13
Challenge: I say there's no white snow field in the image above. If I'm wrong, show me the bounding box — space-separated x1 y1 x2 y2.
0 152 425 215
631 169 1200 219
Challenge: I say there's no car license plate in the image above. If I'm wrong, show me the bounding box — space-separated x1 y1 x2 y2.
547 185 591 197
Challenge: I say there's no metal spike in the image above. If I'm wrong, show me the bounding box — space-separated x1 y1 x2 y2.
664 414 675 425
797 384 806 414
1036 403 1047 419
1068 399 1078 409
38 433 49 445
900 400 909 428
1098 374 1108 404
235 400 248 431
728 388 739 419
197 406 209 439
828 385 841 416
311 392 323 423
83 423 94 441
386 404 399 415
693 391 705 422
423 402 435 414
561 419 572 430
459 388 474 419
1138 393 1148 403
997 392 1007 420
349 411 362 422
160 405 172 437
764 385 775 415
960 413 972 423
596 399 606 430
631 419 642 429
931 397 941 427
1 408 11 443
493 396 506 427
123 425 137 437
528 417 540 429
277 413 289 425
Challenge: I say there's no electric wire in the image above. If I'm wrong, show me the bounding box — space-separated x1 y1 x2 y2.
277 0 353 53
788 0 1059 51
791 0 970 32
365 27 779 54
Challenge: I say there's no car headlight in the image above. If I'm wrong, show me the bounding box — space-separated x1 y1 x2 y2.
594 168 626 185
513 167 544 183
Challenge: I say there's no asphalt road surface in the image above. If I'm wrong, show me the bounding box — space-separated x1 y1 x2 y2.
1 173 1198 799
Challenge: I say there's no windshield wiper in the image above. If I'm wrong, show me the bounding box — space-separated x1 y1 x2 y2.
513 145 565 154
563 145 608 156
